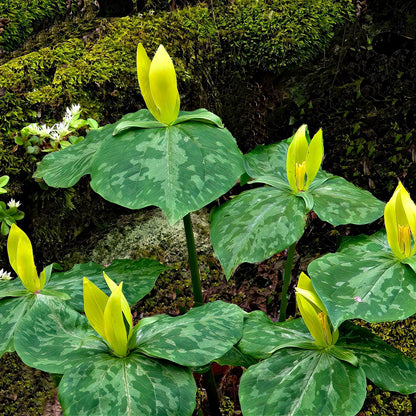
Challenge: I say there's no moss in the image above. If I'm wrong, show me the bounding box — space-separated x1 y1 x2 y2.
0 353 55 415
0 0 82 52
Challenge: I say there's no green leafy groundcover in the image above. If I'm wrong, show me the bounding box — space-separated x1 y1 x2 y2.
237 311 416 416
15 298 245 416
35 109 245 224
210 140 385 278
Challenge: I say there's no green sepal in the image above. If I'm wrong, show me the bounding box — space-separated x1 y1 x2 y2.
327 345 358 367
296 190 315 211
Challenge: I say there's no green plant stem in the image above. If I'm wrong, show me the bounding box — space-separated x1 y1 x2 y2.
183 213 204 307
204 366 222 416
183 214 221 416
279 242 297 322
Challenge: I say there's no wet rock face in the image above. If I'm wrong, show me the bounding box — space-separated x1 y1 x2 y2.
96 0 134 16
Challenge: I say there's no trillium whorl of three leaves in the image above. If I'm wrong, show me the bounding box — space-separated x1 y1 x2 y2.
309 182 416 328
210 127 384 278
15 294 245 416
237 311 416 416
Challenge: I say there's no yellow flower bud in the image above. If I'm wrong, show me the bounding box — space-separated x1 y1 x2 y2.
286 125 323 193
384 181 416 260
295 272 338 347
83 273 133 357
7 224 46 293
136 43 180 125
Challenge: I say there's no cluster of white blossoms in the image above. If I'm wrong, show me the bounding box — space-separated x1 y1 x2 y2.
0 268 12 280
7 198 21 208
25 104 81 141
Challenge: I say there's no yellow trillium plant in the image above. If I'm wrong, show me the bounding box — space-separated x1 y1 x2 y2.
7 223 46 293
295 272 338 348
286 124 324 193
136 43 180 125
384 181 416 260
83 273 133 357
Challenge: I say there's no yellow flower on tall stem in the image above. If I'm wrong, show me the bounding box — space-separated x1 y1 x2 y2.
83 273 133 357
286 125 323 193
384 181 416 260
136 43 180 125
295 272 338 348
7 224 46 293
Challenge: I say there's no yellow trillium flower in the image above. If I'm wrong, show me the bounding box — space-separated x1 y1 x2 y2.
286 125 323 193
295 272 338 347
384 181 416 260
83 273 133 357
136 43 180 125
7 224 46 293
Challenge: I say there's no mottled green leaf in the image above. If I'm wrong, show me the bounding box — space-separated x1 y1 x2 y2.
33 111 149 187
238 311 314 359
310 176 385 226
338 322 416 394
15 295 107 374
308 249 416 328
90 113 243 224
135 301 244 366
47 259 166 312
243 141 289 181
215 346 258 368
337 230 389 255
58 352 196 416
210 187 307 278
239 347 366 416
0 276 28 298
0 296 32 356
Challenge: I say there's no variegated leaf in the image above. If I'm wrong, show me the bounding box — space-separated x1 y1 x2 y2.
239 347 366 416
0 296 32 356
237 310 314 359
89 111 243 224
310 176 385 226
14 294 106 374
210 187 307 278
47 259 166 312
135 301 244 366
0 277 28 298
33 111 153 187
308 250 416 328
58 352 196 416
338 322 416 394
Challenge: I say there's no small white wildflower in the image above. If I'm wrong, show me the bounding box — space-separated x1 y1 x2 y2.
138 13 143 18
70 104 81 115
53 120 71 138
26 123 42 135
149 9 154 15
50 131 60 142
7 199 21 208
38 124 53 138
0 269 12 280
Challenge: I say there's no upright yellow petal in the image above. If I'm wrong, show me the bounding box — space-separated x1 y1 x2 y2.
296 272 335 347
149 45 180 124
305 129 323 189
83 277 108 340
286 125 309 193
103 272 133 338
7 224 39 292
385 186 402 258
136 43 160 121
398 183 416 257
104 282 129 357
